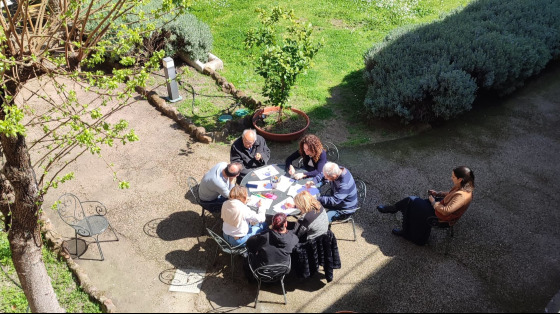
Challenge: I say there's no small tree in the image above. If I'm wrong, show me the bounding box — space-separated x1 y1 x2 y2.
244 6 321 122
0 0 190 311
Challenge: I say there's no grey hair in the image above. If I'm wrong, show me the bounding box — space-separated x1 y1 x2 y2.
242 129 257 138
323 162 341 177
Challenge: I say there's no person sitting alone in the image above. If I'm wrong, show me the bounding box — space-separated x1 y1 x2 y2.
292 190 329 242
284 134 328 180
246 213 299 270
221 185 267 247
230 129 270 183
306 162 358 223
198 162 242 212
377 166 475 245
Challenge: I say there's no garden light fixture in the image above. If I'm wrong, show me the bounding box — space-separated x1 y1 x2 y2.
162 57 182 103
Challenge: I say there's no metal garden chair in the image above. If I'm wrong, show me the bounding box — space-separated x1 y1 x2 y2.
426 216 456 256
56 193 119 261
248 252 290 308
206 228 247 278
329 179 367 241
187 177 221 235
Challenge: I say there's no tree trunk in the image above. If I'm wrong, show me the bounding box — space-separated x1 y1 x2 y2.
1 132 64 313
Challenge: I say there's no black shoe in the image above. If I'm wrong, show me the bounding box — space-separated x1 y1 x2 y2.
377 204 398 214
392 227 405 236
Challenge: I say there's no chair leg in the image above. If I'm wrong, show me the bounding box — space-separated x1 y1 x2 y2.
254 280 261 308
95 235 104 261
351 218 356 241
201 207 206 235
230 254 235 278
281 278 287 305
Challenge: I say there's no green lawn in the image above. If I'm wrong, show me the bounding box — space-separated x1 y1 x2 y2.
0 232 102 313
188 0 473 139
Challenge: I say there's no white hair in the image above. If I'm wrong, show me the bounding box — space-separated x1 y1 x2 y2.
323 162 342 177
242 129 257 138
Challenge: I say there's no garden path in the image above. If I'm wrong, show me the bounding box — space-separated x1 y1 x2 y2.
36 61 560 312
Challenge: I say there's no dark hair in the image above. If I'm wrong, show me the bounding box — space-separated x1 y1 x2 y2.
225 163 242 177
272 213 287 232
453 166 475 191
298 134 324 163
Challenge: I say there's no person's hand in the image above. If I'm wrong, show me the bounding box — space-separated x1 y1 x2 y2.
288 165 295 176
428 195 435 206
305 181 314 189
285 202 295 209
257 200 262 208
428 189 436 197
293 173 305 180
255 152 262 161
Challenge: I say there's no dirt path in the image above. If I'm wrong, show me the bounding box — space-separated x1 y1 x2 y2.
35 61 560 312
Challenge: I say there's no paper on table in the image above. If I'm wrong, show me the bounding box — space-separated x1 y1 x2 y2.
287 184 320 197
247 195 273 211
247 180 273 192
274 175 294 192
252 165 280 180
272 197 298 215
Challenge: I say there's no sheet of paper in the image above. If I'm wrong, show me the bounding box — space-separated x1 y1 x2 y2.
247 195 273 211
274 175 295 192
287 184 320 197
252 165 280 180
272 197 298 215
246 180 273 192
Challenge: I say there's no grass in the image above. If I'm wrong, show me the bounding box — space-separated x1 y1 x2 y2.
0 232 102 313
187 0 474 144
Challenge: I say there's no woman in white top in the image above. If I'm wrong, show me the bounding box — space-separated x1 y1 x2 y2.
221 185 267 247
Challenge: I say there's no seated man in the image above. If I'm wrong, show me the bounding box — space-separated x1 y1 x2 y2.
198 162 242 212
230 129 270 183
306 162 358 222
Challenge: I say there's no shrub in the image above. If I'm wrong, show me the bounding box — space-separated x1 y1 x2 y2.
363 0 560 123
162 13 213 62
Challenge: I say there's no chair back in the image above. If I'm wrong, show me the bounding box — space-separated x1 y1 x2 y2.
324 141 340 162
206 228 247 255
355 179 367 208
249 253 291 283
187 177 201 205
56 193 109 237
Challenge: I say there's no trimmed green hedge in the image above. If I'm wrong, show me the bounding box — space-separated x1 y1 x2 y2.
363 0 560 123
162 13 213 62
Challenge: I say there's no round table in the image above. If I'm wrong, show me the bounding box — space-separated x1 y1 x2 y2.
240 164 314 216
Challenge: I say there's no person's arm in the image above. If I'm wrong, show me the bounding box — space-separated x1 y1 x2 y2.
303 150 327 178
433 193 468 216
318 181 353 208
217 178 233 199
230 140 245 165
244 204 266 224
285 150 302 170
259 136 271 164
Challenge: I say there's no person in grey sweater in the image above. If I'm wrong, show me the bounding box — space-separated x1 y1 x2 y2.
198 162 242 212
293 190 329 242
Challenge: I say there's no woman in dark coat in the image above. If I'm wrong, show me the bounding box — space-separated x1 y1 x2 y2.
285 134 327 181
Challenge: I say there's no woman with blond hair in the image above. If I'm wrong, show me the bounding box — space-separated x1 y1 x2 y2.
293 190 329 241
221 185 267 247
285 134 327 180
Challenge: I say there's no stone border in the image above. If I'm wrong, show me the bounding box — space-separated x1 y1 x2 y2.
41 215 116 313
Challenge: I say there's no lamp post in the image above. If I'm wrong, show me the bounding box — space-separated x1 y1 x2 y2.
162 57 182 103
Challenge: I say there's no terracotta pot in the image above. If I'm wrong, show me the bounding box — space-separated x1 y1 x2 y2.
252 107 310 142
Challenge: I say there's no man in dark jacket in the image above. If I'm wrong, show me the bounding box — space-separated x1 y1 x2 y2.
230 129 270 183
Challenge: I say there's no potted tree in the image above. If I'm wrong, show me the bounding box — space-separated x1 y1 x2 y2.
245 6 322 141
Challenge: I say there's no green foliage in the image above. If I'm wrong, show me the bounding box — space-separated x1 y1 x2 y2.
363 0 560 123
162 13 213 62
245 6 322 119
0 233 102 313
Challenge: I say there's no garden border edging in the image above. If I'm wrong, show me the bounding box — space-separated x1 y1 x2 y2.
41 215 116 313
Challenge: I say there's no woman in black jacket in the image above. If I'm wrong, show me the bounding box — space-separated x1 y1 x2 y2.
246 213 299 269
285 134 327 181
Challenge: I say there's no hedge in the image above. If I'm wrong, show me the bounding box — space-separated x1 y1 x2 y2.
363 0 560 123
162 13 213 63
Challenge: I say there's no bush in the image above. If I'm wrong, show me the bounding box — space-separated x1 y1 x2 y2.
363 0 560 123
162 13 213 62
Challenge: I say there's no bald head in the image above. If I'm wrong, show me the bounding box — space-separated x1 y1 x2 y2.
323 162 342 181
242 129 257 149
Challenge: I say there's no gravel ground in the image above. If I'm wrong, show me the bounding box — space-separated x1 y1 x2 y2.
33 61 560 313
